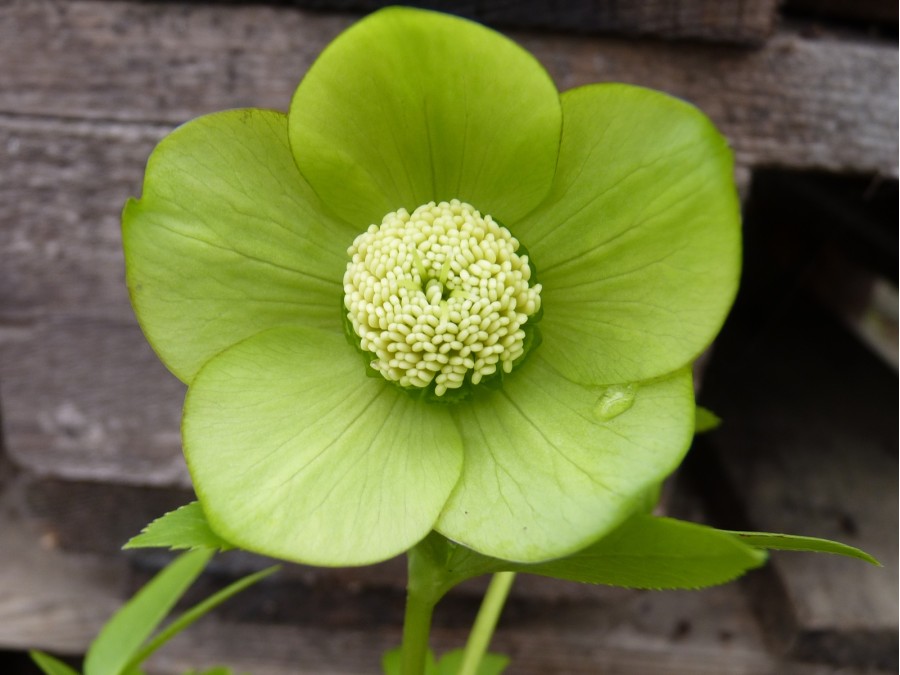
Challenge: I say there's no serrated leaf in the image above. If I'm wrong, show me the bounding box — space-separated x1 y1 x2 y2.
437 649 510 675
509 515 766 589
84 549 213 675
724 531 880 565
29 651 81 675
694 406 722 433
125 502 232 552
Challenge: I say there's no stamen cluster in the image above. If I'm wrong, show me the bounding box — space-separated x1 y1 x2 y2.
344 200 541 396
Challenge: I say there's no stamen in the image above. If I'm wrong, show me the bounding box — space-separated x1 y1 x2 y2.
343 200 541 397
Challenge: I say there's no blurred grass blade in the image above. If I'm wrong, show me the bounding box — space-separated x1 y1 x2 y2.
84 549 213 675
122 564 279 672
29 651 81 675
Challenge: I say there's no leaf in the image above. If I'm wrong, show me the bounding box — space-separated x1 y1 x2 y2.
381 647 438 675
508 515 767 589
84 549 213 675
29 651 81 675
437 649 510 675
381 648 508 675
694 406 722 433
122 565 279 673
125 502 232 552
724 531 880 565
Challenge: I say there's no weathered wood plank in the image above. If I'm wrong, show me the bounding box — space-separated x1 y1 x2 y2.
0 1 895 176
0 117 167 322
0 489 126 653
0 318 188 485
281 0 781 45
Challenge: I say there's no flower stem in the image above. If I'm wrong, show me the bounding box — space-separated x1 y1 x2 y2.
457 572 516 675
401 541 448 674
400 588 436 675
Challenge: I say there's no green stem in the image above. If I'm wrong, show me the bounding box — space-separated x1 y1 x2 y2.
400 589 436 675
457 572 516 675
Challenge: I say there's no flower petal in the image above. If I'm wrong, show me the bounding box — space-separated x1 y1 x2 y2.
123 109 356 383
183 326 464 566
518 84 741 385
288 7 561 227
436 356 694 562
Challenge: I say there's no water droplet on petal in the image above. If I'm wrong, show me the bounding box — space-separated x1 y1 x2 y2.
594 384 637 421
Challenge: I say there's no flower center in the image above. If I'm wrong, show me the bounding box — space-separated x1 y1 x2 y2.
343 199 542 399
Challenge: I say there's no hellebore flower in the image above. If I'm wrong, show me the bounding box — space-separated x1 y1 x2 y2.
123 7 740 566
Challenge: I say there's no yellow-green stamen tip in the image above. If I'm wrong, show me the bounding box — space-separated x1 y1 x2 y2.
344 200 542 397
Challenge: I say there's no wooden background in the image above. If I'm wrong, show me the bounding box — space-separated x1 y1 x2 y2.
1 1 897 673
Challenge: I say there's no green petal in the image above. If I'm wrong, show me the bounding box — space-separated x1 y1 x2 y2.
289 7 561 228
183 326 464 566
123 109 356 383
437 357 694 562
518 84 741 384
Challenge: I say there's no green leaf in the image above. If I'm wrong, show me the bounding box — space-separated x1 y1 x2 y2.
437 360 695 563
84 550 213 675
29 651 81 675
381 648 508 675
122 566 279 673
517 84 742 385
123 108 355 384
437 649 510 675
125 502 232 552
694 406 722 433
183 326 464 566
511 515 766 589
724 531 880 565
289 7 561 227
381 647 438 675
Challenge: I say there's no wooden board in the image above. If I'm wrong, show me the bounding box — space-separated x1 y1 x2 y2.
0 318 188 485
0 2 895 176
283 0 781 45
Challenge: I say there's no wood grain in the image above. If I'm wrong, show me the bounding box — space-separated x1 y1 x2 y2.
0 318 188 485
282 0 781 45
0 1 895 174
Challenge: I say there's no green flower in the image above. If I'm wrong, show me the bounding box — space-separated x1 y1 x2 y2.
123 8 740 566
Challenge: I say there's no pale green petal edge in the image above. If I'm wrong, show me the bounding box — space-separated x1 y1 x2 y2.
123 108 354 383
289 6 562 228
183 326 464 566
